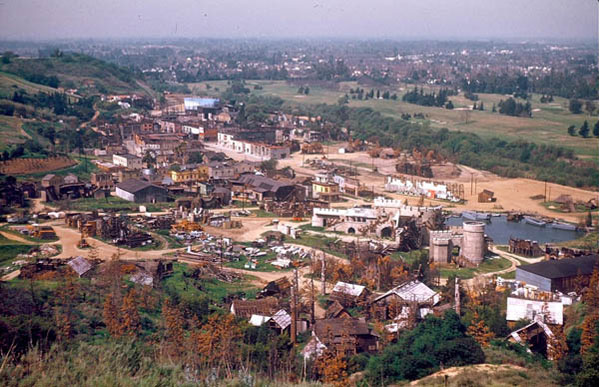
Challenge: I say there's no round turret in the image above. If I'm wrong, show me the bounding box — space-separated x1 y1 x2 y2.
462 221 486 265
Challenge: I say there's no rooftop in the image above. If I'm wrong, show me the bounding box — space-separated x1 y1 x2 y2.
517 255 598 279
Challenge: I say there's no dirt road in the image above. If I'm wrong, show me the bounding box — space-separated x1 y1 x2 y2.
51 223 183 260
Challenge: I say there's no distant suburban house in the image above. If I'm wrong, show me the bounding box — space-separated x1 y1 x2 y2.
115 179 168 203
515 255 598 293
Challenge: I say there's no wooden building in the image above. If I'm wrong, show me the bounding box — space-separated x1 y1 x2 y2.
478 189 496 203
329 282 370 308
312 318 379 356
515 255 598 293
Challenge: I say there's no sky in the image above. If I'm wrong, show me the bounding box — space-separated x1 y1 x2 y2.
0 0 597 41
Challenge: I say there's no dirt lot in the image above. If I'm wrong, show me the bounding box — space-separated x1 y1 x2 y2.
271 145 597 223
0 156 76 175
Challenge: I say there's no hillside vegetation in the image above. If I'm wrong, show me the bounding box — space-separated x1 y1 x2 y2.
0 53 150 97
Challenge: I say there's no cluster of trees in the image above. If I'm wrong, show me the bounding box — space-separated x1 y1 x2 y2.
472 101 484 111
497 97 532 117
568 99 596 115
366 311 485 384
464 91 479 101
0 139 47 161
568 121 599 138
462 71 598 100
7 89 95 121
297 85 310 95
311 58 351 81
348 88 397 101
539 94 554 103
402 87 456 108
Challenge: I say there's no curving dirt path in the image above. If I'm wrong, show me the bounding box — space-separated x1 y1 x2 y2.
0 231 37 245
51 222 183 260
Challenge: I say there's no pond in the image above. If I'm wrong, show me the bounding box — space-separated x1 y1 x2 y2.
445 215 584 245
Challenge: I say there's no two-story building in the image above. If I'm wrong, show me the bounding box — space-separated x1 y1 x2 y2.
113 154 143 170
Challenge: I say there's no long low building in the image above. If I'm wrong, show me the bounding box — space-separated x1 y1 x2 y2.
515 255 598 293
115 179 168 203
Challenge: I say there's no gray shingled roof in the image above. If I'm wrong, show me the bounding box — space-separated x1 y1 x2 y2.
235 174 292 193
517 255 598 279
67 256 93 276
116 179 152 194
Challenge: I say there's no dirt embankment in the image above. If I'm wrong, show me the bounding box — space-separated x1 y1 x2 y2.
0 157 76 175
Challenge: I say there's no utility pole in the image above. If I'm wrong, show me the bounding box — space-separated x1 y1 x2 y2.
291 268 299 344
321 254 326 295
454 278 461 315
310 274 315 324
470 173 473 196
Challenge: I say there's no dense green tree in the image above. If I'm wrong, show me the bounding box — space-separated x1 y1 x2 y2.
579 120 590 138
593 122 599 137
569 99 583 114
365 311 484 384
568 125 577 136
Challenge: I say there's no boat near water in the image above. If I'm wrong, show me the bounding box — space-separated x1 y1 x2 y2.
462 211 492 221
551 221 577 231
524 216 546 227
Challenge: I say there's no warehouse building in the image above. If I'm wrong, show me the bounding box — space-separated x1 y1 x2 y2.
115 179 168 203
515 255 598 293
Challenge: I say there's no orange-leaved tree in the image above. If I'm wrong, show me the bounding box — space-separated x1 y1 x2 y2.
467 310 495 347
314 349 348 387
120 288 140 336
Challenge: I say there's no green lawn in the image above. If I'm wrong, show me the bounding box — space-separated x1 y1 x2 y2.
162 263 259 304
224 250 292 272
439 256 512 279
0 234 36 268
558 231 599 250
251 209 279 218
63 196 174 213
288 233 348 259
0 225 58 243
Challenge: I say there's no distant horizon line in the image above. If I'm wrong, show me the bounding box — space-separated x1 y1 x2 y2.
0 35 597 45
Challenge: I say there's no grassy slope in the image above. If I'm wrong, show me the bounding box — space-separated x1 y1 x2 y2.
189 80 598 160
0 71 61 99
0 55 151 97
0 115 29 150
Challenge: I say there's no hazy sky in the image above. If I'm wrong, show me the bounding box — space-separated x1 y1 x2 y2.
0 0 597 41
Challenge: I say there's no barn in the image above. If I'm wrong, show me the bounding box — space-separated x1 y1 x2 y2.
115 179 168 203
515 255 598 293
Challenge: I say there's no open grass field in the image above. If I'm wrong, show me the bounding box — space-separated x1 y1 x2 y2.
189 80 598 159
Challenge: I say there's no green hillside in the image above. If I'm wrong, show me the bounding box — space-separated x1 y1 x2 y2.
0 53 152 97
